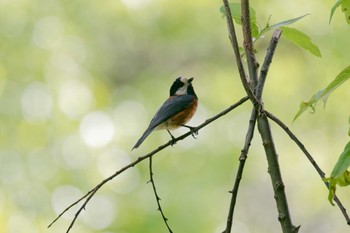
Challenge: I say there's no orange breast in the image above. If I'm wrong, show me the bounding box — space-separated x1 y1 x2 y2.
164 98 198 130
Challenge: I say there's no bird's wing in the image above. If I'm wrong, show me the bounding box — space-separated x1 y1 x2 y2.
132 94 195 149
149 94 195 129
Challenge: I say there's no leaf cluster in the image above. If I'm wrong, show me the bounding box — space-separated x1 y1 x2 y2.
220 4 321 57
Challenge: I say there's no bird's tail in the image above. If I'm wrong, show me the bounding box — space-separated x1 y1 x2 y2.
132 127 154 150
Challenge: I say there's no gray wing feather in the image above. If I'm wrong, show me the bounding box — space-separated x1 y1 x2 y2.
132 95 194 149
149 95 195 128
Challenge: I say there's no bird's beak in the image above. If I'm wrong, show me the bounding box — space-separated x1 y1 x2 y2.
188 77 194 83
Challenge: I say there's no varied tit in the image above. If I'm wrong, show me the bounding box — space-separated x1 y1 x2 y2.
132 77 198 150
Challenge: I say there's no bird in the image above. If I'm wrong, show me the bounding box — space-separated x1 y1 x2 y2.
132 77 198 150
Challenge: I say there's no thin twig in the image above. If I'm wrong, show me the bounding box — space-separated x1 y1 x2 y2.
222 0 258 106
223 109 257 233
48 96 250 232
256 29 282 100
265 110 350 225
241 0 259 88
148 156 173 232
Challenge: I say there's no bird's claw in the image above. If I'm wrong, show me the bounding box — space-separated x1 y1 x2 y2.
182 125 198 139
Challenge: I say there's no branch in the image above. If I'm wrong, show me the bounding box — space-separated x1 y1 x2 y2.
241 0 259 88
148 156 173 232
223 109 257 233
256 29 282 100
265 110 350 225
223 28 284 233
48 95 250 233
257 112 300 232
253 29 298 232
222 0 258 106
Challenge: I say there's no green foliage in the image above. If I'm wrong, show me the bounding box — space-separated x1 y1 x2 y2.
342 0 350 23
329 0 350 24
269 14 310 28
324 142 350 205
254 14 310 42
280 27 321 57
294 65 350 120
220 2 259 38
220 3 320 57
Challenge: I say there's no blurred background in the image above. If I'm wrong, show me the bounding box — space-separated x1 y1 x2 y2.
1 0 350 232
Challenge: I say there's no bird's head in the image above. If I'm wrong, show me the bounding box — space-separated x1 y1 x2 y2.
169 77 196 97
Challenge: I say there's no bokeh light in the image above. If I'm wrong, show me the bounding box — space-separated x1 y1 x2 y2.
51 185 82 219
58 80 95 119
21 81 53 122
80 111 116 148
32 16 64 50
62 134 92 169
81 195 117 230
96 147 140 194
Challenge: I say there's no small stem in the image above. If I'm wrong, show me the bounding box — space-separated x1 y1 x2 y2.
149 156 173 232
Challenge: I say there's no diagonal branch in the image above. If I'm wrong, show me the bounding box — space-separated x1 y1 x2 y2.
48 95 249 233
148 156 173 232
265 110 350 225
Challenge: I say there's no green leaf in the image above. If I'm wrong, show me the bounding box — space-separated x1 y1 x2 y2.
324 142 350 204
220 3 260 38
270 14 310 28
331 142 350 178
294 65 350 120
329 0 342 24
254 14 310 44
341 0 350 24
329 0 350 24
324 170 350 205
281 26 321 57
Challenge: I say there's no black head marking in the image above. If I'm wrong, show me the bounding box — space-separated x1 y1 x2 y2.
169 77 184 96
169 77 197 98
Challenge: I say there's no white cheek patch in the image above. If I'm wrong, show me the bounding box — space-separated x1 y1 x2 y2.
175 84 188 95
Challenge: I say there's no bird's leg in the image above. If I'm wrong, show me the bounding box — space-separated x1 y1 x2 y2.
167 130 176 146
182 125 198 139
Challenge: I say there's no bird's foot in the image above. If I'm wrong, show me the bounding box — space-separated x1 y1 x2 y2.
167 130 177 146
182 125 198 139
